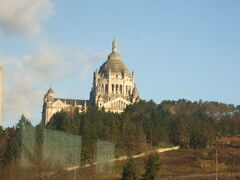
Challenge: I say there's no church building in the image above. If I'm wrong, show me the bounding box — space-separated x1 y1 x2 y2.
42 40 140 124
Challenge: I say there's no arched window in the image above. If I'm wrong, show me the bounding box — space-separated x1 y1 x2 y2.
105 84 108 93
116 84 119 93
120 85 123 94
101 84 104 92
112 84 114 93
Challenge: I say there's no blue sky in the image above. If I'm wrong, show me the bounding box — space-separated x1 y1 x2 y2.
0 0 240 127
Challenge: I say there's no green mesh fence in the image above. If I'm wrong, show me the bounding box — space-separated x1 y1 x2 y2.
21 125 37 167
95 140 115 173
43 128 82 168
20 125 82 170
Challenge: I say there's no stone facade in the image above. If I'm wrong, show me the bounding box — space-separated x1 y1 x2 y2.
89 40 140 112
42 40 140 124
42 88 88 124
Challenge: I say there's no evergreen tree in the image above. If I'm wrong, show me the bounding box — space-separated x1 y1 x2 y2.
16 114 32 129
122 158 138 180
142 154 161 180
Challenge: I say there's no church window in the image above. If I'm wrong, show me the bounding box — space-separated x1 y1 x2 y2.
105 84 108 93
101 84 104 92
112 84 114 92
121 71 124 78
116 84 119 93
120 85 123 94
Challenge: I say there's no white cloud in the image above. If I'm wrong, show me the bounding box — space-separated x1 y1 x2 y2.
0 44 106 126
0 0 54 37
1 45 75 125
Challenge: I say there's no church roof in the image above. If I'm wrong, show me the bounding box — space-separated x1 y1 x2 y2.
99 40 129 74
54 98 89 106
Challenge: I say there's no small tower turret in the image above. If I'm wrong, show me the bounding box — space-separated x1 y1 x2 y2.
83 100 87 112
131 84 140 103
42 87 55 125
44 87 54 103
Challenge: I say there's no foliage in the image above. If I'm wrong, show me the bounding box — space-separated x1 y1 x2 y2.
142 153 161 180
122 158 138 180
1 99 240 179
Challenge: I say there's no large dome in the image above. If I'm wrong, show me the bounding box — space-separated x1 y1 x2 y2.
99 40 129 74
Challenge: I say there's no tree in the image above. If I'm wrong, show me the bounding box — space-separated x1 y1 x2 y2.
2 115 32 167
142 154 161 180
16 114 32 129
122 158 138 180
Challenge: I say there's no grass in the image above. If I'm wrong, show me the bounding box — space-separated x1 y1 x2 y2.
70 137 240 180
4 137 240 180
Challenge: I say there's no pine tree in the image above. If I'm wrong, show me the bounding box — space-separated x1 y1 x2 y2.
122 158 138 180
142 154 160 180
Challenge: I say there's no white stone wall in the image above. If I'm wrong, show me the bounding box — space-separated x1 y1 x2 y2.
93 69 135 112
95 71 134 97
42 89 85 124
44 103 83 124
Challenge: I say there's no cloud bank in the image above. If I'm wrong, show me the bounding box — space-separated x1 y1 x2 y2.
0 44 106 126
0 0 54 37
